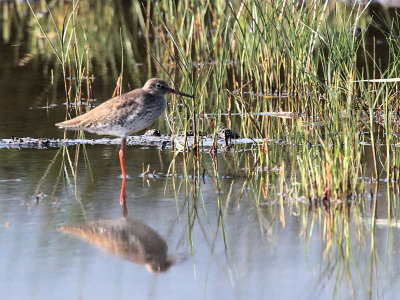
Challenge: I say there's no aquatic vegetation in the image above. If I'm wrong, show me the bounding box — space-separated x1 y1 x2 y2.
3 1 400 280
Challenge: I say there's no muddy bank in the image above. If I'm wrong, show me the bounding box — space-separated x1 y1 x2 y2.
0 129 257 150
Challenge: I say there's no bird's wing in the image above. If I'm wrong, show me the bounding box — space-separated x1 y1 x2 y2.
55 90 141 129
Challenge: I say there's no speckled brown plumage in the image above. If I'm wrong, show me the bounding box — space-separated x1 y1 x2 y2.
56 78 193 138
55 78 193 203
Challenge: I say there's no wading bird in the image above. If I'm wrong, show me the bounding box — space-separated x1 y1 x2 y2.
56 78 194 205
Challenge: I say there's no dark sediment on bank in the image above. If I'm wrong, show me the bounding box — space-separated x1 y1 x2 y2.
0 129 252 150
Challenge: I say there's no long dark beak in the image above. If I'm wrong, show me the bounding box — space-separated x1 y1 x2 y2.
167 88 194 99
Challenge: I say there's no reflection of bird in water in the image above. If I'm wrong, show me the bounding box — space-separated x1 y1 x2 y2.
60 217 173 273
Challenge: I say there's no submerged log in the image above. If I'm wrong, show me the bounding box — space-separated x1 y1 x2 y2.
0 130 245 150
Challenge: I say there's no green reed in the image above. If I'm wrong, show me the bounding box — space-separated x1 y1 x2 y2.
6 0 400 255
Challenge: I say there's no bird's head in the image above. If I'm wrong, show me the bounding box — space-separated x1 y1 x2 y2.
143 78 194 99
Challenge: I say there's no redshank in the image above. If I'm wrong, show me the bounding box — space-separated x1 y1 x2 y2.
56 78 194 204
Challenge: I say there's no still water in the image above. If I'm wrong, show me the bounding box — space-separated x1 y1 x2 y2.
1 3 400 300
3 145 398 300
0 73 399 299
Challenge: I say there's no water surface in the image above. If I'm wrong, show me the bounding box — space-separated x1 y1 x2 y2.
1 2 400 299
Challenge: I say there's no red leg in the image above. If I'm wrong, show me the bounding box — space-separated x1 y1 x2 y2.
119 137 127 206
119 137 127 179
120 176 127 207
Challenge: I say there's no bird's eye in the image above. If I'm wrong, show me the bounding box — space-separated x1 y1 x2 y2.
156 84 162 89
